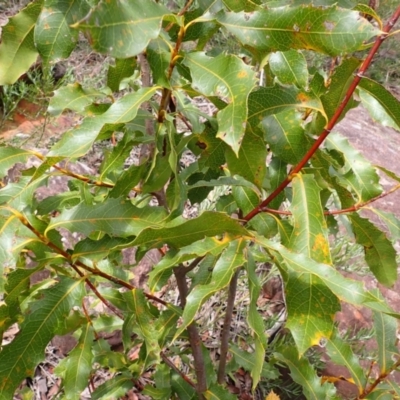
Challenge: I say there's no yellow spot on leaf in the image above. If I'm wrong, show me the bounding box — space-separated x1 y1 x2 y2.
237 70 248 79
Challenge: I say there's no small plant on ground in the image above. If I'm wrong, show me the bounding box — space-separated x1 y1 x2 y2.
0 0 400 399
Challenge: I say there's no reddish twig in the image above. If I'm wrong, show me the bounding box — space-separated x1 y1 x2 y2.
160 351 197 388
244 5 400 222
260 184 400 216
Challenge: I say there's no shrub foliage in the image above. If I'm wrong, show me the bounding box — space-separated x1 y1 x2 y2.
0 0 400 398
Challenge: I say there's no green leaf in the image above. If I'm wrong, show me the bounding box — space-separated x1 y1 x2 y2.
149 236 229 292
0 278 85 398
275 346 337 400
269 50 308 88
91 374 134 400
262 109 308 164
0 1 42 85
123 289 161 365
75 0 170 58
268 156 287 209
195 125 228 169
246 251 267 388
248 85 326 130
48 83 106 117
48 87 158 158
175 239 246 339
373 312 398 374
0 147 35 179
349 214 397 287
184 52 256 154
107 57 137 92
225 130 266 187
205 383 237 400
34 0 90 63
217 5 379 56
222 0 262 12
367 208 400 243
289 174 332 264
58 324 94 400
132 211 249 249
326 333 366 393
325 133 382 202
45 198 167 238
285 270 340 354
108 163 145 198
253 234 399 317
171 372 196 399
358 78 400 131
147 39 171 88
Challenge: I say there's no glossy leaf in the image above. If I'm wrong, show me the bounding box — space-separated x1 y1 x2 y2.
217 6 379 56
149 236 229 292
0 1 42 85
75 0 171 58
57 323 94 400
45 198 167 237
368 208 400 243
326 333 366 393
374 311 398 374
184 52 256 154
48 87 158 158
254 234 399 317
325 133 382 202
275 346 337 399
285 270 340 354
225 130 266 187
175 239 246 338
349 214 397 287
0 278 85 398
289 174 332 264
358 77 400 131
48 83 106 117
107 57 137 92
248 85 326 130
35 0 90 63
132 211 249 249
269 50 308 88
0 147 35 179
263 109 308 164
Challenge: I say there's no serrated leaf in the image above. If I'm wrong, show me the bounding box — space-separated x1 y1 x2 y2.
195 125 228 169
107 57 137 92
132 211 249 249
326 333 366 393
0 147 35 179
262 109 308 164
373 312 398 374
45 198 167 237
205 383 238 400
149 236 229 292
0 278 85 398
61 323 94 400
349 214 397 287
0 1 42 85
34 0 90 63
325 133 382 202
269 50 308 88
246 251 266 388
123 289 161 365
253 234 399 317
48 87 158 158
75 0 170 58
217 6 379 56
368 208 400 243
285 271 340 354
91 374 134 400
358 78 400 131
48 83 106 117
275 346 337 400
175 239 246 339
289 174 332 264
184 52 256 154
248 85 326 130
225 129 266 187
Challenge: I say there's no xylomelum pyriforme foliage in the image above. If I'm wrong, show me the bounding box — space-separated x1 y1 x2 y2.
0 0 400 398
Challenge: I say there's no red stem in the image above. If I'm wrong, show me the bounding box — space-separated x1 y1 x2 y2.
243 6 400 222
